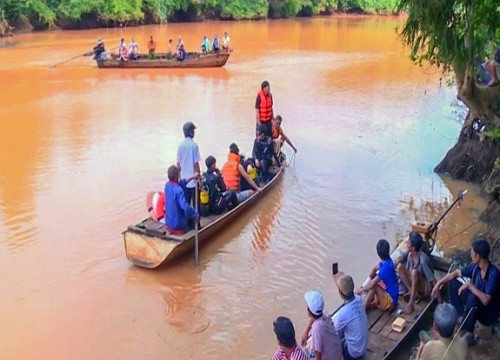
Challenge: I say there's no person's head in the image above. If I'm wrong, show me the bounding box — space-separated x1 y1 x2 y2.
408 231 423 253
205 156 216 171
304 291 324 319
98 37 103 43
433 303 458 339
167 165 180 182
214 34 218 38
261 80 270 94
273 316 296 349
471 236 490 263
275 115 282 125
337 274 354 300
203 34 207 39
121 38 124 42
150 36 153 41
376 239 391 261
224 32 228 37
169 39 173 44
183 122 196 138
257 124 267 140
229 143 239 155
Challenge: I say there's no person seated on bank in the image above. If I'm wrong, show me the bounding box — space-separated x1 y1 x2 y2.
164 165 199 234
222 143 261 202
201 34 211 53
331 273 369 360
272 115 298 157
302 290 342 360
177 44 187 62
92 37 106 60
148 35 156 60
431 236 499 346
355 239 399 311
128 38 138 60
204 156 238 214
253 124 278 182
485 48 500 87
272 316 309 360
167 39 174 59
397 231 436 314
415 303 467 360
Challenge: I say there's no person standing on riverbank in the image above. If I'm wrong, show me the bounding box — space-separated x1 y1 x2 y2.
431 237 500 346
148 36 156 60
255 80 274 136
177 122 201 205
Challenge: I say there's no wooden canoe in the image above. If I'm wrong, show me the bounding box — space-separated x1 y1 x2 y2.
96 51 230 69
325 246 451 360
123 166 284 268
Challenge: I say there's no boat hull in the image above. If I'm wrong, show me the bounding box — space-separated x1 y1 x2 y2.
97 52 230 69
124 167 284 268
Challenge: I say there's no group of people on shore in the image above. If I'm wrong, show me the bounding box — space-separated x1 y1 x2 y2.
146 80 297 235
271 234 499 360
91 32 231 62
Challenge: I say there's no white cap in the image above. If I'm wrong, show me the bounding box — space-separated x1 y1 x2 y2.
304 290 324 316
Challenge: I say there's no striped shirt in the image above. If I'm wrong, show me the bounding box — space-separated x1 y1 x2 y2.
272 343 309 360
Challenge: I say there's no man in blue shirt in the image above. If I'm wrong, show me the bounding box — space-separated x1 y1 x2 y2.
432 236 500 346
164 165 199 233
355 239 399 311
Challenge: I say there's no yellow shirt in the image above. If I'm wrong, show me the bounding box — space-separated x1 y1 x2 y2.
420 337 467 360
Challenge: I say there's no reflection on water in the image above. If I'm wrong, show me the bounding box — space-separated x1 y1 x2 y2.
0 17 475 359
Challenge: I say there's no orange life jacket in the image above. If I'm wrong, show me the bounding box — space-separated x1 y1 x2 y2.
258 89 273 122
146 191 165 221
222 152 240 191
148 41 156 52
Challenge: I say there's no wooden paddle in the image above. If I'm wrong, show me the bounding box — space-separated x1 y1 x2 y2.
50 51 93 69
194 183 200 267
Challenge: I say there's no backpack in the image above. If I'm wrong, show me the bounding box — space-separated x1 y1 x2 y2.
202 172 227 215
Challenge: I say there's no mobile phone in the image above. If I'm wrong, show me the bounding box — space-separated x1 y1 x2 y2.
332 262 338 275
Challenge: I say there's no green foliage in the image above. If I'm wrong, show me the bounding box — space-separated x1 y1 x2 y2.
339 0 398 13
397 0 500 74
218 0 268 20
484 129 500 140
268 0 302 18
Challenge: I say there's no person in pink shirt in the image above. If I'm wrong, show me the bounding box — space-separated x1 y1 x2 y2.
272 317 309 360
303 291 343 360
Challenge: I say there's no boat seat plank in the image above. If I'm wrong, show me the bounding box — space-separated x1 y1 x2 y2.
370 311 393 334
367 332 395 355
367 309 384 329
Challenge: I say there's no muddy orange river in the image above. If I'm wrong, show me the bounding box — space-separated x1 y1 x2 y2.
0 17 486 358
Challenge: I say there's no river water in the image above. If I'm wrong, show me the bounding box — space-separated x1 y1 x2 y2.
0 17 483 359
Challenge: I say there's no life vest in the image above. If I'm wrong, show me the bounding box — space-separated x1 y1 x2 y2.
222 153 240 191
258 89 273 122
146 191 165 221
148 41 156 52
272 122 281 139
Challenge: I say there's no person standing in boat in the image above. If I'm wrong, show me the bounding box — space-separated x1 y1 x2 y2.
119 40 128 62
164 165 199 234
148 36 156 60
177 44 187 61
128 39 138 60
416 303 467 360
176 36 184 51
92 37 106 60
213 34 220 53
397 231 436 314
255 80 274 136
271 317 309 360
221 32 230 51
201 35 211 53
355 239 399 312
118 38 125 54
177 122 201 206
431 236 499 346
167 39 174 60
221 143 260 202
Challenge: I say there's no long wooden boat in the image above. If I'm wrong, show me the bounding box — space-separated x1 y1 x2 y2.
320 239 451 360
123 166 284 268
96 51 230 69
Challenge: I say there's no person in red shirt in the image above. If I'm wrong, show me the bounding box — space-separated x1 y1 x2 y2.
148 35 157 60
255 80 274 136
272 317 309 360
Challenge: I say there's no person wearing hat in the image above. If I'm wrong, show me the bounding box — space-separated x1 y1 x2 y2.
332 273 368 360
92 37 106 60
255 80 274 136
271 316 309 360
396 231 436 314
221 143 261 202
177 122 201 205
302 290 342 360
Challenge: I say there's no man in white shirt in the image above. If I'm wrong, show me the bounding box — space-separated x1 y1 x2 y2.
177 122 201 205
